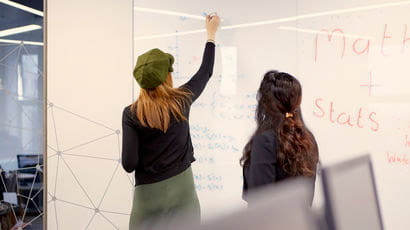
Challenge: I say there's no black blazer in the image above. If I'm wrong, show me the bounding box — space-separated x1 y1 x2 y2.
242 130 317 204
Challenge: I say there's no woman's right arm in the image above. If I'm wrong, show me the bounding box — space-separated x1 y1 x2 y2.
121 107 139 173
181 14 220 102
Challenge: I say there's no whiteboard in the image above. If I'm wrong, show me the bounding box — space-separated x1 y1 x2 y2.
133 1 410 229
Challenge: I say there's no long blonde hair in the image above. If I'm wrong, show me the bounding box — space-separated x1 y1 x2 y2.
131 74 192 132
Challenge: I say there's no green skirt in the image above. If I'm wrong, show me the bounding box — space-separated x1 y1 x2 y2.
129 167 200 230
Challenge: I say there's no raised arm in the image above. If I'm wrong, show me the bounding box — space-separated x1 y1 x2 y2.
181 14 220 102
121 107 139 173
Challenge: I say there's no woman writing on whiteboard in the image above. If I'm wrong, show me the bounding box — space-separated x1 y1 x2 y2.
241 71 319 203
121 14 220 229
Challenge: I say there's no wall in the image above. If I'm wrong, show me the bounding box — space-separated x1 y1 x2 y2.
47 0 133 229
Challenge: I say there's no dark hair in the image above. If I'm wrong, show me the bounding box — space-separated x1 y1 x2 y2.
240 71 318 177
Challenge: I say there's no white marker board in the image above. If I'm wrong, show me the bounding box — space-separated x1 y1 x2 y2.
134 1 410 229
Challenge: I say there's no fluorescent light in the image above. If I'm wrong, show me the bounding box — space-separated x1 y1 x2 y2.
0 0 43 17
134 7 204 20
135 29 206 40
135 0 410 40
221 0 410 30
134 7 225 23
278 26 374 40
0 39 43 46
0 25 42 37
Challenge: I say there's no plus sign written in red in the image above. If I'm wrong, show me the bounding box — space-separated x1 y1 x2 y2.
360 72 381 96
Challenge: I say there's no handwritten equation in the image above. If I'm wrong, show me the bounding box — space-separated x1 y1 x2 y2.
190 124 239 154
194 173 224 191
193 92 257 120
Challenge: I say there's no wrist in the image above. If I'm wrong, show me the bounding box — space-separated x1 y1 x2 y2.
207 39 216 44
207 33 215 41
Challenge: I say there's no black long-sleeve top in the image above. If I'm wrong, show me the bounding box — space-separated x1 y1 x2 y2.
121 42 215 185
243 130 317 204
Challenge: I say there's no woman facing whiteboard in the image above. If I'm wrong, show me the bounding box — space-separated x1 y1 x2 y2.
121 14 220 229
241 71 319 203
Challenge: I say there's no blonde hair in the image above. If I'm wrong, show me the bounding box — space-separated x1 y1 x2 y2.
131 74 192 132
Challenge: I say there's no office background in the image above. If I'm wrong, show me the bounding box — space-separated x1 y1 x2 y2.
1 0 409 229
48 0 410 229
0 0 44 229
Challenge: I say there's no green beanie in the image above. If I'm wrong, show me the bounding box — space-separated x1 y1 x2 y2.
133 48 174 89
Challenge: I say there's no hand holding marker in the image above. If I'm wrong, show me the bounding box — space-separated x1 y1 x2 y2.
206 12 221 42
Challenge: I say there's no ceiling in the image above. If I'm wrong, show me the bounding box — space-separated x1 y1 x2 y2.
0 0 44 42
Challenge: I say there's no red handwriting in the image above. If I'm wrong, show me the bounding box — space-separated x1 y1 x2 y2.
381 24 392 56
353 38 370 55
314 24 409 61
313 98 380 132
404 24 410 53
360 72 380 96
387 152 410 165
315 28 346 62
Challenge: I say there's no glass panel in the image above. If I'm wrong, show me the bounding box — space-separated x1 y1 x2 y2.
133 0 299 219
133 1 410 229
0 0 44 229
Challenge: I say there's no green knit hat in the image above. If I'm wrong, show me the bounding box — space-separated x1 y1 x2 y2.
133 48 174 89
